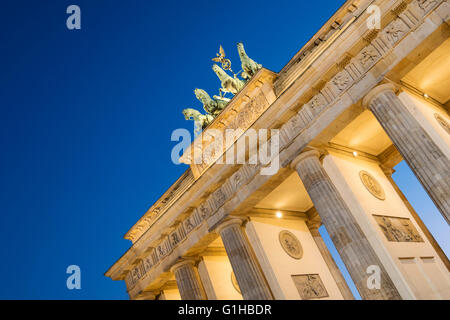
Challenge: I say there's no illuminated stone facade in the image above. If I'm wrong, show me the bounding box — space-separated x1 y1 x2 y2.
106 0 450 300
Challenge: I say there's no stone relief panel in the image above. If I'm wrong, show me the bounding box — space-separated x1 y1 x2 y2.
291 274 329 300
382 19 409 46
170 230 181 247
331 70 352 94
434 113 450 134
184 214 197 234
279 230 303 260
357 44 381 70
359 170 386 200
373 215 424 242
418 0 439 12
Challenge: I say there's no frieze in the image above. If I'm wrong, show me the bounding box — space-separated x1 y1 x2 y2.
126 170 195 243
279 0 443 146
275 1 363 95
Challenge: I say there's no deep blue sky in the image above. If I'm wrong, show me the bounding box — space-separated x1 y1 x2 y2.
0 1 447 300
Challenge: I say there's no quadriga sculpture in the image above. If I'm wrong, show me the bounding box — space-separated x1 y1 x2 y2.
182 108 214 134
237 42 262 80
212 64 245 95
194 89 230 117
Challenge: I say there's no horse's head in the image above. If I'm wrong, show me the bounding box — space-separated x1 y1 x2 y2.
182 108 194 120
194 89 210 104
237 42 246 57
212 64 225 78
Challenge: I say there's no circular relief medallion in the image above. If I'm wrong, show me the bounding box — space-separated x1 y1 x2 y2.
359 170 385 200
230 272 241 294
434 113 450 135
279 230 303 260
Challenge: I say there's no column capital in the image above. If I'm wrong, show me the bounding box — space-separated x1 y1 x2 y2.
305 207 321 234
362 83 397 109
380 164 396 177
290 149 322 171
170 258 197 273
135 290 158 300
215 216 247 234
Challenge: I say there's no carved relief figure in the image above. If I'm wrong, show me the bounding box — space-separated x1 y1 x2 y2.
359 46 379 69
374 215 424 242
309 94 327 114
279 230 303 259
158 244 166 258
434 113 450 134
418 0 438 11
184 216 195 233
143 258 153 272
383 20 407 44
359 170 386 200
292 274 329 300
332 71 351 91
198 202 211 220
170 232 179 246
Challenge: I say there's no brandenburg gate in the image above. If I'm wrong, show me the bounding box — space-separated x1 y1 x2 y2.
106 0 450 300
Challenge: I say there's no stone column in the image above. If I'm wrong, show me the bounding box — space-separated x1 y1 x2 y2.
363 84 450 225
216 218 273 300
170 259 207 300
292 150 401 300
306 220 355 300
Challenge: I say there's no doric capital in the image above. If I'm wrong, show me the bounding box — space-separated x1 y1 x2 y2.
135 291 158 300
305 207 321 235
169 258 197 273
215 216 247 234
290 149 322 171
362 83 396 109
380 164 396 177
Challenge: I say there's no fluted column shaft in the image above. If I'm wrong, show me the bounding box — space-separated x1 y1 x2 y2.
293 150 401 300
217 218 273 300
307 223 355 300
171 260 207 300
364 84 450 225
